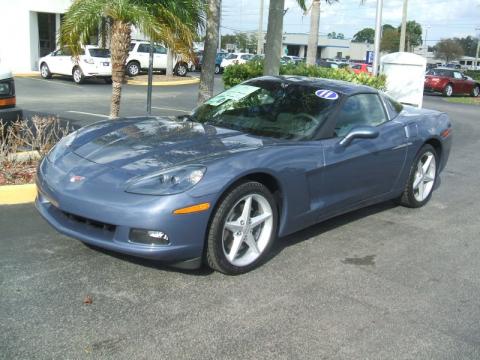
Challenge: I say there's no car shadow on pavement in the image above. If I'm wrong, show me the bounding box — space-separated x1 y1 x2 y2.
267 201 398 261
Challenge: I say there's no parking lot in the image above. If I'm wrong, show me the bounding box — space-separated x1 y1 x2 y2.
2 78 480 359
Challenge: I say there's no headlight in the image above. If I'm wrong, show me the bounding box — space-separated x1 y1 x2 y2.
46 131 77 162
125 165 206 195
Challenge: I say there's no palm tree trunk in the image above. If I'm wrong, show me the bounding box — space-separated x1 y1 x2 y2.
166 48 174 77
264 0 285 76
109 20 131 119
198 0 220 105
306 0 320 65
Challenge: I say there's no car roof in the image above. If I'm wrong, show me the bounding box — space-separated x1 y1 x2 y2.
250 76 378 95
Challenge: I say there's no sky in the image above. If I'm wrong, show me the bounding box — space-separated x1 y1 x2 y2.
221 0 480 45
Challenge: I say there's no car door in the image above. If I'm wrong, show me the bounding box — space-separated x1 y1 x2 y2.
317 93 407 214
46 50 62 74
136 43 151 68
452 71 465 94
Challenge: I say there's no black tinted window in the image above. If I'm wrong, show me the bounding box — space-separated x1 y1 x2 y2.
137 44 150 53
335 94 387 137
382 93 403 119
88 48 110 58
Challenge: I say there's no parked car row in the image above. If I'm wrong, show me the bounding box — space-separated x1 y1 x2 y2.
39 41 191 84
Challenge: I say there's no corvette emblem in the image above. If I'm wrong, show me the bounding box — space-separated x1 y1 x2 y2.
70 175 85 183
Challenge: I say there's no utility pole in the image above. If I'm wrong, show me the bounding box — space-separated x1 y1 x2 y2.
372 0 383 76
257 0 264 54
475 27 480 70
399 0 408 52
218 4 222 51
424 25 430 56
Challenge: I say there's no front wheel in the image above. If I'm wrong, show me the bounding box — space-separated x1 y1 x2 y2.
127 61 140 77
206 181 278 275
471 85 479 97
443 84 453 97
175 63 188 77
396 144 438 208
72 67 84 84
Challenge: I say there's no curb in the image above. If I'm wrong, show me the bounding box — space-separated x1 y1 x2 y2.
127 77 200 86
14 72 40 78
0 183 36 205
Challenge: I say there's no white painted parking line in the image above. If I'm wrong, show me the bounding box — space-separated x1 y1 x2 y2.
152 106 190 113
67 111 109 118
20 77 81 88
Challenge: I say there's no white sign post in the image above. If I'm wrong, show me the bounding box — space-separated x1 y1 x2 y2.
380 52 426 108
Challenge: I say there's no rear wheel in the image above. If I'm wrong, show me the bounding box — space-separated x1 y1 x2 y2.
175 63 188 77
206 181 278 275
471 85 480 97
442 84 453 97
104 77 112 84
396 144 438 208
72 67 84 84
40 63 52 79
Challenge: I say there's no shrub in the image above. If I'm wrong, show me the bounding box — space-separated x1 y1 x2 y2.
0 116 70 185
222 61 387 90
465 70 480 81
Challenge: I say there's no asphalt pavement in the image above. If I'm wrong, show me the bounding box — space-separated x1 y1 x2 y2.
1 79 480 359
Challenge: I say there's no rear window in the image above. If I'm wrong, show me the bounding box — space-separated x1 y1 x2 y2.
88 48 110 58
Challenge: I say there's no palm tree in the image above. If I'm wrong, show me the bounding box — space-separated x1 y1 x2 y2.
264 0 306 76
305 0 338 66
61 0 204 119
198 0 221 104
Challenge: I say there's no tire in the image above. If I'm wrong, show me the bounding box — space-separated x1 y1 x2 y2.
72 67 84 84
175 63 188 77
396 144 438 208
214 65 221 74
104 77 112 84
127 61 140 77
206 181 278 275
442 83 453 97
40 63 52 79
471 85 480 97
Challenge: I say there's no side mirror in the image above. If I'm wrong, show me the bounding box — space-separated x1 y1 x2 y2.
339 125 379 147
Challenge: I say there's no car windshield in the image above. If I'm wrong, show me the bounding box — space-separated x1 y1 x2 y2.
188 80 339 140
225 53 237 60
88 48 110 58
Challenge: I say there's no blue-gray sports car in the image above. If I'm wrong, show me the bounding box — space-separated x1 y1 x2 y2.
36 76 452 274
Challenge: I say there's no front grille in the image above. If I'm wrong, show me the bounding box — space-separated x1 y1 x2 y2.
61 211 116 232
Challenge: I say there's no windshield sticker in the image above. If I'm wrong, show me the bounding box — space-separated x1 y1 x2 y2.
205 84 260 106
315 89 339 100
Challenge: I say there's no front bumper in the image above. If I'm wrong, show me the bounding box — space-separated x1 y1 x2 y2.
35 159 214 265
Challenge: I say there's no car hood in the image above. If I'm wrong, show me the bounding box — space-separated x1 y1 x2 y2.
70 117 270 176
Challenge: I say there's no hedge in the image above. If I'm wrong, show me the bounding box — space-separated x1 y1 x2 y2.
222 61 387 91
465 70 480 81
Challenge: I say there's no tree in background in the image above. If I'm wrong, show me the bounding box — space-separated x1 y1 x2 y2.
352 28 375 43
454 36 479 57
61 0 203 118
306 0 338 66
198 0 220 104
399 20 422 51
435 39 464 63
327 32 345 39
264 0 306 76
220 33 257 53
381 29 400 53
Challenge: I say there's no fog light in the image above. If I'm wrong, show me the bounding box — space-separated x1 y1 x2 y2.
129 229 170 245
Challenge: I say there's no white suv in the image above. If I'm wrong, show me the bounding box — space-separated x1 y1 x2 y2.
126 41 189 77
39 45 112 84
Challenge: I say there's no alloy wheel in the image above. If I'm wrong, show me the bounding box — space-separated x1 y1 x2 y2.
177 65 187 76
41 65 49 78
413 151 436 202
128 63 139 76
474 87 479 97
73 69 82 83
222 194 273 267
445 85 453 97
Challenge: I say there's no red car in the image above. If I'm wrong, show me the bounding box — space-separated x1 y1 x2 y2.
424 68 479 97
351 63 372 74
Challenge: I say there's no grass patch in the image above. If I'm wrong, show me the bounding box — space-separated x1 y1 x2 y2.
444 97 480 105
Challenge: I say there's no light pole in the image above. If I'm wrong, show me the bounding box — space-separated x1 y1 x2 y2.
399 0 408 52
372 0 383 76
475 27 480 70
257 0 264 54
424 25 431 56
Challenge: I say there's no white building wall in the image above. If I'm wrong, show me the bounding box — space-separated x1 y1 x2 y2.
0 0 72 72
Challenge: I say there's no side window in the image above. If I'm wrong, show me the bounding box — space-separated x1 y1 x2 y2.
352 64 361 70
137 44 150 53
453 71 462 79
155 45 166 54
129 43 136 51
381 93 403 119
334 94 387 137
